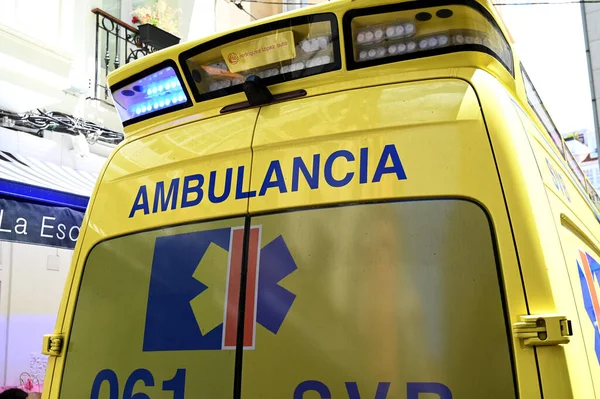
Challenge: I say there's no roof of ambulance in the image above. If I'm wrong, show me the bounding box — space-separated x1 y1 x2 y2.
107 0 504 86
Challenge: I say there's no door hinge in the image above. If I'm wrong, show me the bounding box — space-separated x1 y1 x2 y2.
42 334 64 356
513 314 573 347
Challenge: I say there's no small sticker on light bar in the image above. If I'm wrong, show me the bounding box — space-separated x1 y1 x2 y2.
111 66 190 123
180 14 341 102
221 30 296 73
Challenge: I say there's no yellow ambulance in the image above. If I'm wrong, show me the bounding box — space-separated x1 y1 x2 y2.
42 0 600 397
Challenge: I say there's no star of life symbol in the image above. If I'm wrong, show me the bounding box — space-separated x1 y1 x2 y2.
577 249 600 363
142 226 297 352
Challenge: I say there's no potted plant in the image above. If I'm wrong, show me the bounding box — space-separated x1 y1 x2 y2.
131 0 181 50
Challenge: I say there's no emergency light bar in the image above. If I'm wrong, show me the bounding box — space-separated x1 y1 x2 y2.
109 2 512 127
344 1 513 74
110 63 193 126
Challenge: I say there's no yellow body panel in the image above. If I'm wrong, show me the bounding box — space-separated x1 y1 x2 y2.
41 0 600 398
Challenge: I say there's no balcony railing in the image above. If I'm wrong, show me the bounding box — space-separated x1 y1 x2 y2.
91 8 158 103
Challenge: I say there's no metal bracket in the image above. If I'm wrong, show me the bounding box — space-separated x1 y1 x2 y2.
42 334 64 357
513 314 573 347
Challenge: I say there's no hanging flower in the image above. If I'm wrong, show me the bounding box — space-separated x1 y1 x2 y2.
130 0 181 35
23 379 34 392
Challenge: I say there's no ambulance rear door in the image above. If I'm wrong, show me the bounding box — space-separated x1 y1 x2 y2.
242 78 539 398
51 109 260 399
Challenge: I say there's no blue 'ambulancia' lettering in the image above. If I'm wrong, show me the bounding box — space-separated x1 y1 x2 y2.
260 160 287 196
324 150 355 187
373 144 406 183
209 168 232 204
359 147 369 184
181 174 204 208
128 145 408 218
235 165 257 199
292 154 320 192
130 185 150 218
153 178 180 213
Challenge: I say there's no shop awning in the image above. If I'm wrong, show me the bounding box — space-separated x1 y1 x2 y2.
0 150 93 211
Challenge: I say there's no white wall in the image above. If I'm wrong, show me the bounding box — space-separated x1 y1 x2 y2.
187 0 217 41
175 0 197 42
0 0 123 132
0 128 103 389
0 0 111 389
0 243 9 385
0 242 72 387
187 0 252 41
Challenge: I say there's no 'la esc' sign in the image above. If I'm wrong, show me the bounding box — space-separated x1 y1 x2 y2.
0 198 84 250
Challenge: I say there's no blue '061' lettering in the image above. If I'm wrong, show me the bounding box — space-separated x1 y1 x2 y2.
91 368 185 399
129 145 407 218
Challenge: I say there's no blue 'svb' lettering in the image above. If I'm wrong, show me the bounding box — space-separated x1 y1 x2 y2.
129 145 407 218
293 381 452 399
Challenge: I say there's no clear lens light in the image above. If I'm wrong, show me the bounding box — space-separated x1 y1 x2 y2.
317 36 328 49
374 29 384 41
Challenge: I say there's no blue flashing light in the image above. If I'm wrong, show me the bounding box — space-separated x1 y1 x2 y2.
113 65 189 122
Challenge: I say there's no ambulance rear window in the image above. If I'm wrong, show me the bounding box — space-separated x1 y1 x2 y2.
179 13 341 102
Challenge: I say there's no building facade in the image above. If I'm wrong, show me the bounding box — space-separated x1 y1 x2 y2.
581 3 600 142
564 129 600 192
